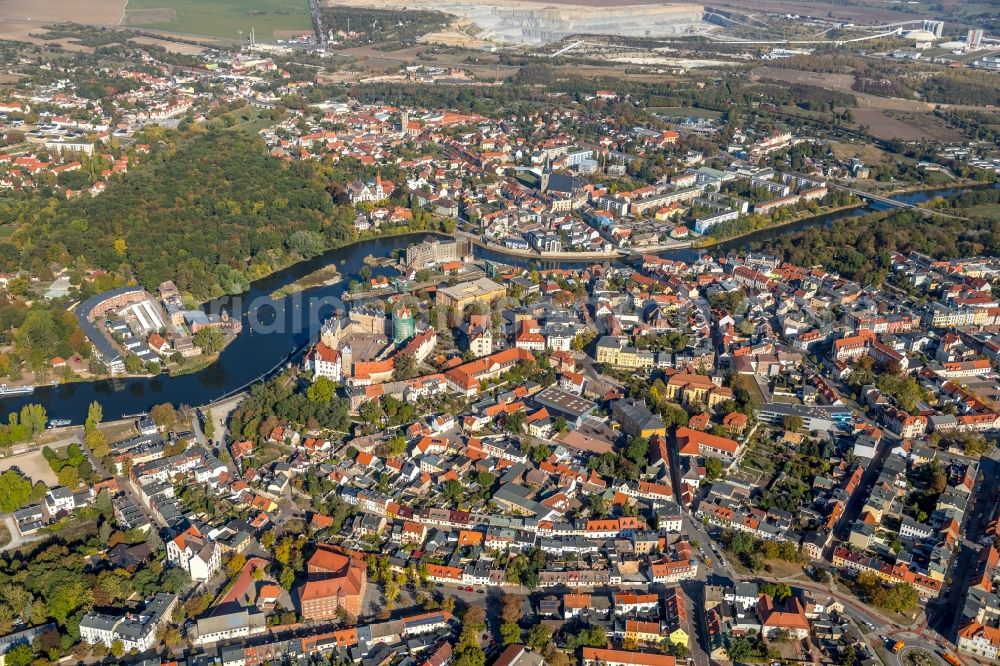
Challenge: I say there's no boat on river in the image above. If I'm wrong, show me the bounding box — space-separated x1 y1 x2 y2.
0 384 34 396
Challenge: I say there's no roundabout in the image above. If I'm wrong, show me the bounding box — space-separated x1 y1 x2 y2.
894 642 945 666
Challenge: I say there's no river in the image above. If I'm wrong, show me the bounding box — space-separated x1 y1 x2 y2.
1 234 425 423
4 184 991 422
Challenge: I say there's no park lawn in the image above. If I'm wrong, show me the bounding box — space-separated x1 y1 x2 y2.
921 170 953 185
125 0 312 41
99 421 141 442
167 353 219 377
761 558 808 580
209 105 287 135
835 573 920 626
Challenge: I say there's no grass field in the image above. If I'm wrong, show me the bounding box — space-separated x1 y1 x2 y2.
961 203 1000 219
830 141 890 166
649 106 724 120
123 0 313 41
168 353 219 377
207 105 286 134
922 170 955 185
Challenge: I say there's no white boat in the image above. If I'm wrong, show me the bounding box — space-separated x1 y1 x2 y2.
0 384 34 395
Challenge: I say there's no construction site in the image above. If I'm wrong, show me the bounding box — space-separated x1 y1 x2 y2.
323 0 708 44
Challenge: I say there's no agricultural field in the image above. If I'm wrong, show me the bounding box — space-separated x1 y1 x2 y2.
0 0 126 25
129 35 207 54
123 0 313 42
0 0 125 48
709 0 928 24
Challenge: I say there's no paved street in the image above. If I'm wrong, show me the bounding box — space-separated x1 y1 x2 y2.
678 505 921 662
0 513 43 553
927 455 1000 646
831 434 892 542
889 637 948 666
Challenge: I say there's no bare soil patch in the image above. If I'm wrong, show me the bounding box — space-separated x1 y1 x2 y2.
419 30 491 48
342 44 425 60
129 34 204 54
0 0 126 24
830 140 890 165
339 44 432 72
137 30 222 44
851 108 924 140
560 64 680 81
754 65 995 115
754 66 855 92
0 23 93 51
852 108 965 142
0 449 59 486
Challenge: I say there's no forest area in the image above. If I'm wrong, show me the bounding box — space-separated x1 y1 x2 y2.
0 131 353 300
748 188 1000 285
0 130 445 302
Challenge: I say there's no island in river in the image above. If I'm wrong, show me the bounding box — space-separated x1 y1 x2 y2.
269 266 342 299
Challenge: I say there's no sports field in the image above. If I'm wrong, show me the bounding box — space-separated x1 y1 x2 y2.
123 0 313 41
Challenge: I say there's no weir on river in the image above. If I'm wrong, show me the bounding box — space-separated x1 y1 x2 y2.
3 184 988 422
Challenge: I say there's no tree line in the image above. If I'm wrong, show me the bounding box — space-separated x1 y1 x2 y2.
747 202 1000 285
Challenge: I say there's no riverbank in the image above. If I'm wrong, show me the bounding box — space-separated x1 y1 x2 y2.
168 353 220 377
0 233 443 423
455 230 627 260
458 201 866 262
692 201 865 250
0 176 988 424
877 179 991 198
